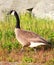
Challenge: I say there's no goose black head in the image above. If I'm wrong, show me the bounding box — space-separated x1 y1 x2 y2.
7 10 16 15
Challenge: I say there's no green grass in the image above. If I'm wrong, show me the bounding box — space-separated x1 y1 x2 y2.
0 12 54 64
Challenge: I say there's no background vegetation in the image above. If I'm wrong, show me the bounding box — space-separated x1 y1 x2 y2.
0 12 54 65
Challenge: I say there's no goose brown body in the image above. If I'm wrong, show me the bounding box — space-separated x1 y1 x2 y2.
15 28 48 47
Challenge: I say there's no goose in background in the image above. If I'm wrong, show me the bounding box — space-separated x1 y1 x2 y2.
7 10 50 51
26 8 33 12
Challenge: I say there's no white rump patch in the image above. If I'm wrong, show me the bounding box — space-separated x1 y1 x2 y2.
11 11 15 15
29 42 45 48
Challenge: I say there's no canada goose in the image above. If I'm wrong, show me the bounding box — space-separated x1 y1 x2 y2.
7 10 50 50
26 8 33 12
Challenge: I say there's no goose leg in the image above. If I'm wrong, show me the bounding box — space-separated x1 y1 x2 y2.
33 47 37 53
21 47 24 52
20 46 25 52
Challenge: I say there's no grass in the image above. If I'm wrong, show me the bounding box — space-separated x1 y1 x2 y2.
0 12 54 64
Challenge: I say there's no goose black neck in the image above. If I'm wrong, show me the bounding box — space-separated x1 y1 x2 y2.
14 12 20 28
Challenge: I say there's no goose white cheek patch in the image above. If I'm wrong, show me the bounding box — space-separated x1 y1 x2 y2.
29 42 45 48
11 11 15 15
